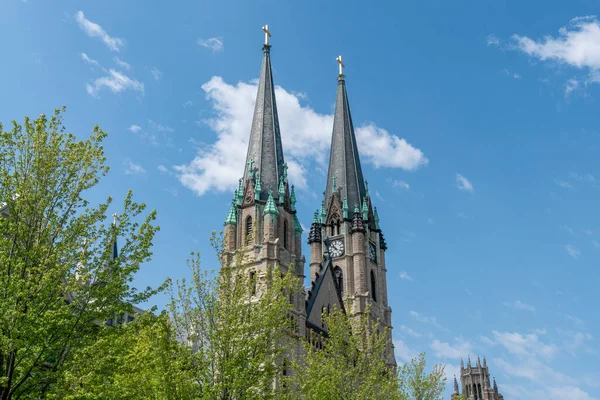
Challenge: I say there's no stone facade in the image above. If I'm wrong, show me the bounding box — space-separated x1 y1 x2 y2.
451 356 504 400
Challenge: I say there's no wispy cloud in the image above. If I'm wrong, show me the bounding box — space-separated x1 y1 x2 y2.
504 300 536 312
389 179 410 190
393 339 418 364
492 330 558 360
399 325 422 338
198 37 224 52
75 11 124 52
81 52 99 66
148 120 173 133
114 57 131 70
430 338 472 359
486 34 500 46
399 271 413 281
409 311 445 330
124 159 146 175
175 76 427 196
150 67 162 81
128 125 142 133
555 179 573 188
456 173 474 192
86 69 144 97
565 244 581 259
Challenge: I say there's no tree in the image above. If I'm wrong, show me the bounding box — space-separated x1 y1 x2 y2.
167 238 299 400
282 307 401 400
51 313 196 400
398 353 446 400
0 108 159 399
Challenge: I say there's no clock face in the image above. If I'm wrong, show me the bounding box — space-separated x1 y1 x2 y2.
368 242 377 263
330 240 345 258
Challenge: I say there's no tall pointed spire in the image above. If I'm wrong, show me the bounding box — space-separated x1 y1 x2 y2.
453 376 459 394
243 25 285 201
324 56 366 210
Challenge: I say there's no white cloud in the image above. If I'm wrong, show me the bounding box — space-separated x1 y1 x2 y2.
124 159 146 175
456 173 474 192
81 52 99 66
114 57 131 70
565 244 581 259
399 271 413 281
355 124 428 170
486 34 500 46
393 339 418 364
409 311 445 330
158 165 170 174
503 300 536 312
75 11 124 52
86 69 144 97
148 120 174 133
512 16 600 87
128 124 142 133
558 329 594 356
389 179 410 190
512 16 600 70
198 37 224 52
555 179 573 188
150 67 162 81
399 325 422 338
430 338 472 359
175 76 427 196
492 330 558 360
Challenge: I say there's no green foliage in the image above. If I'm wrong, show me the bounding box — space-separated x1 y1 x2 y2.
398 353 446 400
281 307 401 400
51 313 196 400
167 238 299 400
0 108 159 399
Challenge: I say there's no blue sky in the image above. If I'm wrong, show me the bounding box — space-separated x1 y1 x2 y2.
2 0 600 398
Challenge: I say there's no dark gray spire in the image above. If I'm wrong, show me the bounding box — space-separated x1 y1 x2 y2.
243 44 285 201
324 73 366 211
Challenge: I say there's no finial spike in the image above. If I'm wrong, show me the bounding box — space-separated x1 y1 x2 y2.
112 213 117 226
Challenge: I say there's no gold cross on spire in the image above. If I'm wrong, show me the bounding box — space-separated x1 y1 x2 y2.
336 55 345 76
262 25 271 45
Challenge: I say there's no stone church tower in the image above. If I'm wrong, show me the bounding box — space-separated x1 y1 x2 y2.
451 356 504 400
222 28 307 341
222 26 394 365
306 60 395 364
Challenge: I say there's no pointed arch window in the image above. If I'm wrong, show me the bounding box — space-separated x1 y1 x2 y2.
370 269 377 302
283 220 288 249
245 216 252 240
334 266 343 298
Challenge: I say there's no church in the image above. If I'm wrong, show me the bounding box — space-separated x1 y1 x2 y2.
221 25 395 365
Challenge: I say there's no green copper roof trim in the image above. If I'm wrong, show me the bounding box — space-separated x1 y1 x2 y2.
225 201 237 225
365 180 369 197
320 201 326 224
278 176 285 205
236 179 244 206
342 197 348 219
254 173 262 201
290 185 297 211
361 197 368 221
313 210 320 224
263 190 279 216
294 214 302 233
353 203 360 214
374 207 380 230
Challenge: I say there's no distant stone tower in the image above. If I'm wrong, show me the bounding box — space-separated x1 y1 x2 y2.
222 28 306 341
451 356 504 400
307 58 394 365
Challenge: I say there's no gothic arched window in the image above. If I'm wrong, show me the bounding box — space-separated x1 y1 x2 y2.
334 266 343 298
249 271 257 296
283 220 288 249
370 269 377 302
245 216 252 240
